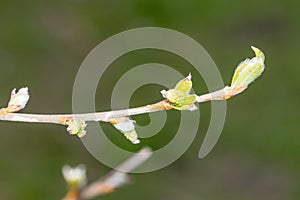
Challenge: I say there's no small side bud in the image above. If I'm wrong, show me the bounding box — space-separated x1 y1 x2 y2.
113 118 140 144
6 87 30 113
62 164 87 189
124 130 140 144
66 119 87 138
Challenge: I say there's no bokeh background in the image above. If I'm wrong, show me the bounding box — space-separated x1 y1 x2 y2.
0 0 299 199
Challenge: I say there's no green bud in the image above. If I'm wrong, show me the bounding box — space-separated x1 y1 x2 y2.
66 119 87 138
231 46 265 87
161 74 197 111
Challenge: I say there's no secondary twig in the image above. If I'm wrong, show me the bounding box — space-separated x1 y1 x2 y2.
62 147 153 200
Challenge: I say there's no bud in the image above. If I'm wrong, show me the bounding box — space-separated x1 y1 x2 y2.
161 73 197 111
62 164 87 189
123 130 140 144
66 119 87 137
231 46 265 88
6 87 30 113
113 118 140 144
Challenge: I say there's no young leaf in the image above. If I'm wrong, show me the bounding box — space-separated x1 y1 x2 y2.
161 73 197 111
231 46 265 88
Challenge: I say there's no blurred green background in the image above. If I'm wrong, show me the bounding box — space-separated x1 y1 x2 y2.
0 0 299 199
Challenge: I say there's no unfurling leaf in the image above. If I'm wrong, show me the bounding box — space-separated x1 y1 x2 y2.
161 73 197 111
231 46 265 88
175 73 193 94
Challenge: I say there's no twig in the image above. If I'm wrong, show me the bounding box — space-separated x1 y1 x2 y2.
62 147 153 200
0 46 265 128
0 86 243 126
0 101 168 125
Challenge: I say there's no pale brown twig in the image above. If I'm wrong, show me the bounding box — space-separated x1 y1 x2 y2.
62 147 153 200
0 87 243 126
